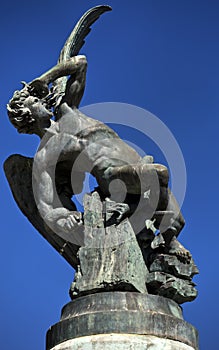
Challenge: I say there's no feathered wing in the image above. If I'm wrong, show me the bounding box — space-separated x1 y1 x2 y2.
52 5 112 110
58 5 112 62
4 154 79 269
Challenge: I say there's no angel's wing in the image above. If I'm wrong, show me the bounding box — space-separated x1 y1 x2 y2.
4 154 79 269
58 5 112 62
52 5 112 109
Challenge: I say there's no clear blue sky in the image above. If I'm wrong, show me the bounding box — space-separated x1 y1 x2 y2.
1 1 218 349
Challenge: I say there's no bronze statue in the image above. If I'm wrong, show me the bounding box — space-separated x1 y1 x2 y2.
4 5 198 304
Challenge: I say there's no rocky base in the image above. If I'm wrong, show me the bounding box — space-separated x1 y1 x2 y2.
146 249 199 304
46 292 198 350
71 193 148 297
147 271 197 304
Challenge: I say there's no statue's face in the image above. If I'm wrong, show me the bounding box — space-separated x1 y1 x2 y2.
24 96 52 122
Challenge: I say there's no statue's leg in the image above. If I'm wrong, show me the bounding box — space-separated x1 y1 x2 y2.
103 163 169 226
166 189 185 236
104 163 168 195
104 163 184 243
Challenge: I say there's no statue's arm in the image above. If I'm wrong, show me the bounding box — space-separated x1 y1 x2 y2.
60 56 87 108
29 55 87 105
33 162 83 233
39 170 83 232
33 55 86 86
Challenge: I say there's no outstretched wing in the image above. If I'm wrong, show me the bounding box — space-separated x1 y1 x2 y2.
4 154 79 269
58 5 112 63
52 5 112 109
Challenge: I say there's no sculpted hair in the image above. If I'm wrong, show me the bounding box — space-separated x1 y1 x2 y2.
7 84 36 133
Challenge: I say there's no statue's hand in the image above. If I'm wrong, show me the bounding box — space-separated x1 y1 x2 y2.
29 79 50 98
105 198 130 222
56 211 83 232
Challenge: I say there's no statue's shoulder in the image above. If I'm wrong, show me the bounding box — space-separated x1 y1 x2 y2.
56 103 118 140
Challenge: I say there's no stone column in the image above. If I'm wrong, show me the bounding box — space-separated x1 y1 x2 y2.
46 292 198 350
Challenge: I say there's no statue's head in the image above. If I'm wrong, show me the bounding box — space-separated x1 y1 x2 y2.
7 82 53 136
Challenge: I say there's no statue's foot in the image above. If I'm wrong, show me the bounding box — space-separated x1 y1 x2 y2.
169 237 192 264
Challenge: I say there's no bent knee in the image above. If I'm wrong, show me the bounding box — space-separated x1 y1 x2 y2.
144 163 169 186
